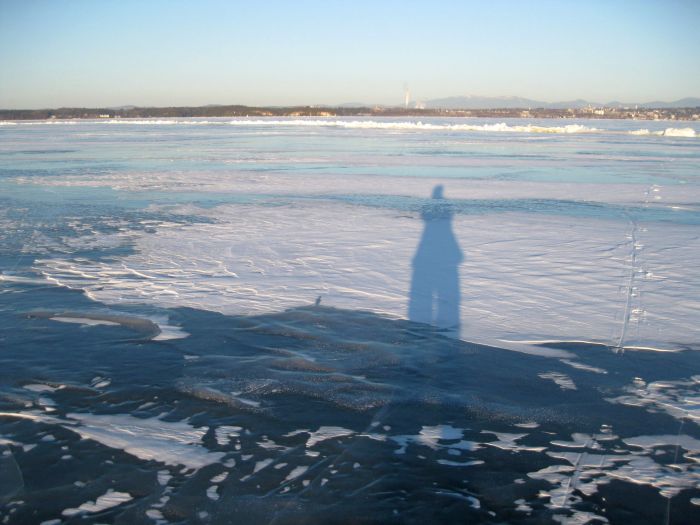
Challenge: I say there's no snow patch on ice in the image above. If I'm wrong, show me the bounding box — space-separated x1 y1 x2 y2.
61 489 132 516
284 465 309 482
63 412 224 470
51 316 120 327
303 426 355 448
214 425 242 446
538 372 577 391
606 375 700 427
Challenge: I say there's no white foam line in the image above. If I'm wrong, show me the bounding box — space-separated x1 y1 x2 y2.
492 341 575 358
500 339 611 346
501 339 681 354
51 316 121 327
5 118 697 137
621 345 682 353
560 360 607 375
0 411 61 422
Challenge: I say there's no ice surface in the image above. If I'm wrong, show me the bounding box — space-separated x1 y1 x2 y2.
436 459 483 467
23 384 62 393
157 470 171 486
214 425 242 446
206 485 219 501
527 430 700 512
252 458 274 473
61 489 133 516
14 166 699 205
210 472 228 483
12 114 700 356
560 360 607 374
303 426 355 447
284 465 309 482
63 412 224 470
390 425 479 455
2 116 699 523
538 372 577 391
32 200 700 354
623 434 700 454
50 316 120 326
607 375 700 427
483 431 545 453
415 425 464 446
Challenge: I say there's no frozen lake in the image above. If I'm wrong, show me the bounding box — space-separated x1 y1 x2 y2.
1 117 699 523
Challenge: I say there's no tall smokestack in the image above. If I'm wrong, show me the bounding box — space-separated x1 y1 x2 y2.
404 84 410 109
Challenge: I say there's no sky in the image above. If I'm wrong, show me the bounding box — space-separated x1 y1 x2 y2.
1 0 699 109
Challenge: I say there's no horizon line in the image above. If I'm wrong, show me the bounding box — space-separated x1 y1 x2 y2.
2 98 700 113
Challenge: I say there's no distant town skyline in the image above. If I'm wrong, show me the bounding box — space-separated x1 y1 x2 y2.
1 0 699 109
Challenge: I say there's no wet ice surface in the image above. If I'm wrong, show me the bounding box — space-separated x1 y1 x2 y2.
1 117 700 523
1 297 699 524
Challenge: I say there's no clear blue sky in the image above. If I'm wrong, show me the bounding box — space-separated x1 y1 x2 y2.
1 0 698 108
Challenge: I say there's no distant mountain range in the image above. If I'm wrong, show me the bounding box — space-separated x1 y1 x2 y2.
419 95 700 109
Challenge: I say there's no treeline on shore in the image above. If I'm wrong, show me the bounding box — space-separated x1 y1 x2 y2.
1 105 698 121
0 105 376 120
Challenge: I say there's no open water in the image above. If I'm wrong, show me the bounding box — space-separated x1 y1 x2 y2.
1 117 699 524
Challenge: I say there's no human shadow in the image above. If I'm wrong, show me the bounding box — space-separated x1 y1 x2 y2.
408 185 463 335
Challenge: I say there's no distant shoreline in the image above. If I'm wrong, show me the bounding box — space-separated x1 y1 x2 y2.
1 105 699 121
